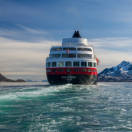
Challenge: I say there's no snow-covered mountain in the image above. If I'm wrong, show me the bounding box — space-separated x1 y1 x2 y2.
98 61 132 82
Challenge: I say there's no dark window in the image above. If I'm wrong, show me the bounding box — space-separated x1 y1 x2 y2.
63 48 69 51
62 54 76 58
46 62 51 67
94 63 96 67
52 69 56 72
77 48 92 51
73 62 80 67
47 69 51 72
65 61 72 67
57 69 64 72
62 54 69 58
77 54 92 58
74 68 80 72
51 54 61 58
82 69 87 72
52 62 56 67
54 54 61 58
48 62 50 67
66 69 71 72
88 62 92 67
81 62 87 67
69 48 76 51
63 47 76 51
69 54 76 58
46 63 48 67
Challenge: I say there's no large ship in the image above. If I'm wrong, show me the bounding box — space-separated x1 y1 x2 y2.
46 31 98 85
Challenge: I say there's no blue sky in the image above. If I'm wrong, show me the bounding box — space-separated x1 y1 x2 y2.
0 0 132 80
1 0 132 40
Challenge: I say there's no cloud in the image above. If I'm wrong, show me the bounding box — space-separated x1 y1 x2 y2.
0 37 59 80
0 26 49 42
90 37 132 71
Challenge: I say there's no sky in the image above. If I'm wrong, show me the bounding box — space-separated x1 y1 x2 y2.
0 0 132 81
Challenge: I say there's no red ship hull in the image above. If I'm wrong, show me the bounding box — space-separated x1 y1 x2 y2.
46 67 97 85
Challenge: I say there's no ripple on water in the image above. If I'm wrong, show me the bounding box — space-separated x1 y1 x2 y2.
0 82 132 132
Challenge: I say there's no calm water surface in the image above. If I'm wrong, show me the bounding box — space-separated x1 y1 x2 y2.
0 82 132 132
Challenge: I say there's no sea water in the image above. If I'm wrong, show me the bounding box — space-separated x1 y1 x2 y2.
0 82 132 132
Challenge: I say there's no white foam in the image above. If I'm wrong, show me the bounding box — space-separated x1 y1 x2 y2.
0 84 70 101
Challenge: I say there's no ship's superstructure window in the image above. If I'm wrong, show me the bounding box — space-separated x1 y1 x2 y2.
74 68 80 72
81 62 87 67
88 69 91 72
52 62 56 67
46 62 51 67
66 69 71 72
51 47 62 51
94 63 96 67
63 47 76 51
65 61 72 67
57 69 64 72
88 62 92 67
73 62 80 67
77 54 92 58
77 48 92 51
50 54 61 58
62 54 76 58
82 69 87 72
47 69 51 72
57 62 64 67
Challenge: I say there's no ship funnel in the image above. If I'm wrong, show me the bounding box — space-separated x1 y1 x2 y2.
72 30 81 38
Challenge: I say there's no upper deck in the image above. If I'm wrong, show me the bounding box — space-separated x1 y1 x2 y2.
46 31 97 68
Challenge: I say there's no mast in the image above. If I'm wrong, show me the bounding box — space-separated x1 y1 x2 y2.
72 30 81 38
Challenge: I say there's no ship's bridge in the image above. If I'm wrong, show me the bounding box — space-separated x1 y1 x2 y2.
62 38 88 47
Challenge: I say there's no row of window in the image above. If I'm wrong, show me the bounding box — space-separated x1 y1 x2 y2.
50 54 92 58
51 47 92 51
46 61 96 67
47 68 96 72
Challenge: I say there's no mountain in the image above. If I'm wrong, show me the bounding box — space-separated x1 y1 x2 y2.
98 61 132 82
0 73 25 82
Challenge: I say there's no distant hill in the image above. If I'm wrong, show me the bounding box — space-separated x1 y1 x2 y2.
98 61 132 82
0 73 25 82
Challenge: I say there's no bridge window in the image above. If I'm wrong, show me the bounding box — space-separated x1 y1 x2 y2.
77 48 92 51
57 62 64 67
77 54 92 58
81 62 87 67
73 61 80 67
63 47 76 51
88 62 92 67
65 61 72 67
62 54 76 58
52 62 56 67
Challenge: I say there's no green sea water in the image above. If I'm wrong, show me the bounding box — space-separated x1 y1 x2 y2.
0 82 132 132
